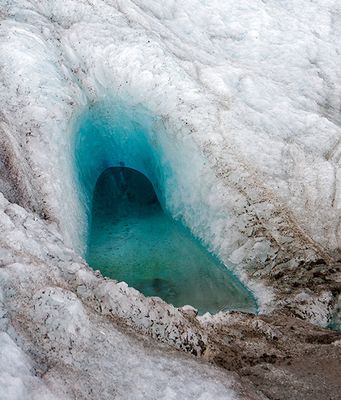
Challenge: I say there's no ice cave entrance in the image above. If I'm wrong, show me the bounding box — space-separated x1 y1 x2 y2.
75 101 257 315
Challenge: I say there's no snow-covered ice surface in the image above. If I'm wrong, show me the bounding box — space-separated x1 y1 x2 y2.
0 332 58 400
1 0 341 398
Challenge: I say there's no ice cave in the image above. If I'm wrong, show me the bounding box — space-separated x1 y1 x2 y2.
1 1 341 399
74 101 256 314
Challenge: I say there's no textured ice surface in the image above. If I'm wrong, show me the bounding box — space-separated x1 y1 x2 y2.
1 0 341 398
0 193 243 400
87 167 257 314
0 332 58 400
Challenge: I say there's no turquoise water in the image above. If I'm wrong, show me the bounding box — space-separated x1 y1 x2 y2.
86 167 257 315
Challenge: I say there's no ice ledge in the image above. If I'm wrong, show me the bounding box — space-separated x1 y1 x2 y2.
1 192 340 398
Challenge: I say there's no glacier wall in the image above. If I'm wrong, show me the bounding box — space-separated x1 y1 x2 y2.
1 0 341 314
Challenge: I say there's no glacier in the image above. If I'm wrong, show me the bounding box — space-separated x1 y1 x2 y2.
0 0 341 399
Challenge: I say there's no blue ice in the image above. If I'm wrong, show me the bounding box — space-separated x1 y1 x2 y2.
74 100 257 314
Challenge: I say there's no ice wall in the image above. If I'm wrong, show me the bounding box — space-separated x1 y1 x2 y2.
1 0 341 311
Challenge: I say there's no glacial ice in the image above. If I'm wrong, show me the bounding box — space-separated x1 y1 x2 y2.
73 100 256 313
1 0 341 398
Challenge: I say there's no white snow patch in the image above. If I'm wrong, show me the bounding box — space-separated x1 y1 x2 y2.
0 332 58 400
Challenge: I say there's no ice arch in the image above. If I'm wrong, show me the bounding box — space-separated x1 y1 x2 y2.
73 99 210 249
73 99 257 313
